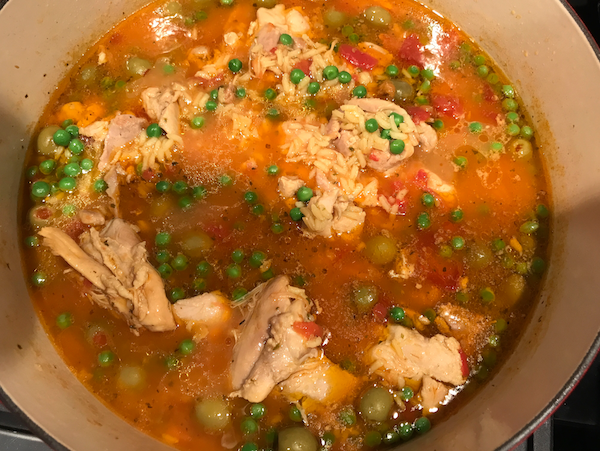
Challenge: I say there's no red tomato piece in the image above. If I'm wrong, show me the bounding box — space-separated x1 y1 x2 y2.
203 222 231 241
293 321 323 339
372 302 388 322
459 348 470 377
339 44 378 71
406 106 431 123
417 245 462 291
432 94 464 119
369 152 380 161
399 34 424 68
142 168 154 182
65 220 87 241
293 59 312 76
92 331 108 348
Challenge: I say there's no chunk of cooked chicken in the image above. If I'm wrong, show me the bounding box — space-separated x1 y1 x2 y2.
278 176 305 198
368 325 468 387
300 188 365 237
100 114 147 170
279 356 359 412
173 291 232 341
141 85 186 144
78 209 105 226
420 375 449 413
423 168 457 204
230 276 321 403
436 303 491 357
39 219 176 334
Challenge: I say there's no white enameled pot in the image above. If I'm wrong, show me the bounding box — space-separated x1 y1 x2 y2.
0 0 599 449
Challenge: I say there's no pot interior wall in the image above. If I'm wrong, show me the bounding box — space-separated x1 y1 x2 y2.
0 0 599 450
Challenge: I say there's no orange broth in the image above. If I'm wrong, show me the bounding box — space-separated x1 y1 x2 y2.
20 0 550 449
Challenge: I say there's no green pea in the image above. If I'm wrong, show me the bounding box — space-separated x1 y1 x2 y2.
364 431 382 447
236 87 246 98
450 209 463 222
536 204 549 218
179 338 195 355
146 123 162 138
389 306 405 322
323 65 339 80
250 403 266 419
63 162 81 177
506 112 519 123
205 100 218 111
494 318 508 334
94 179 108 193
502 98 518 112
220 174 233 186
506 123 521 136
24 236 39 248
400 386 414 401
487 73 500 84
521 125 533 140
414 417 431 434
489 334 500 347
155 232 171 247
419 80 431 93
261 268 274 280
407 65 420 77
165 355 180 370
241 443 258 451
31 271 47 287
228 58 242 73
271 223 284 234
449 60 461 70
62 204 77 217
226 264 241 279
80 159 93 171
307 81 320 95
338 71 352 84
348 33 360 44
382 430 400 445
169 287 185 303
353 85 367 98
59 177 77 192
68 138 84 155
56 312 72 329
421 192 435 207
364 6 391 28
252 204 265 216
502 85 515 98
491 238 506 252
417 212 431 230
264 88 277 101
339 407 356 426
469 122 483 134
360 387 393 422
381 129 391 140
98 350 115 367
126 57 152 76
171 254 189 271
289 405 303 422
389 140 405 154
31 181 51 198
38 159 56 175
520 220 539 234
279 33 293 46
240 416 259 436
341 25 354 37
397 422 413 440
531 257 546 274
191 116 205 129
454 156 468 169
266 108 280 119
196 261 212 276
220 0 234 6
53 129 71 147
172 181 188 195
480 287 495 304
451 236 465 250
296 186 313 202
477 65 489 78
386 64 399 77
290 207 304 221
365 118 379 133
210 89 219 100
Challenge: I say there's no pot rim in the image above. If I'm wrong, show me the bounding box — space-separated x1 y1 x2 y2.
0 0 599 450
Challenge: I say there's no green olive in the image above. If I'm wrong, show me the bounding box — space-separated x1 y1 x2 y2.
323 9 347 28
126 57 152 77
509 139 532 160
364 6 392 28
118 366 146 389
352 285 378 314
29 205 54 227
180 231 214 258
364 235 397 265
256 0 277 8
502 274 526 306
391 80 414 101
278 427 318 451
360 387 394 422
467 242 493 270
195 398 231 431
163 1 183 15
37 126 62 155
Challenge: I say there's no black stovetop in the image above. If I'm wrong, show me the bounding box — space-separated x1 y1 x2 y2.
0 1 599 450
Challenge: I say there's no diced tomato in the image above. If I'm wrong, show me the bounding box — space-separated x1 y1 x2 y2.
142 168 154 182
399 34 424 68
459 348 470 377
394 199 408 216
372 302 388 322
369 152 380 161
406 106 431 123
294 59 312 76
391 180 405 193
432 94 464 119
203 222 231 241
92 331 108 348
293 321 323 339
417 244 462 291
414 169 429 189
339 44 378 71
482 84 498 102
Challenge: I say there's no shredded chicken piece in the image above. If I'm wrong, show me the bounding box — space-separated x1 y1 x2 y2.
300 188 365 238
39 219 176 334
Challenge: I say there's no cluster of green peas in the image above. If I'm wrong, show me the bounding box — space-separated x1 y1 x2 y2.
28 120 95 200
